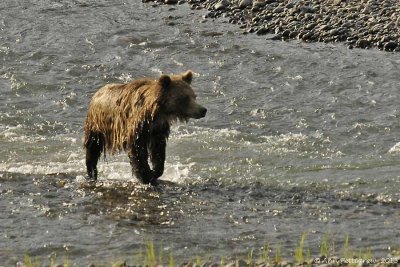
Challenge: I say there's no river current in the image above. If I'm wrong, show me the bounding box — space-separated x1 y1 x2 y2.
0 0 399 265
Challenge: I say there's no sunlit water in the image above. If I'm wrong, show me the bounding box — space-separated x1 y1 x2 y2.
1 1 399 265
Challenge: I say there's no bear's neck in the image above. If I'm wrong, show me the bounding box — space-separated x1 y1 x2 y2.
151 114 171 134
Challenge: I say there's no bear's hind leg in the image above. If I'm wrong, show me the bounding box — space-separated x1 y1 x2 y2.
85 132 103 181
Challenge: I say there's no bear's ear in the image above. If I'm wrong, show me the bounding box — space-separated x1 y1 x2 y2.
159 74 171 89
181 70 193 84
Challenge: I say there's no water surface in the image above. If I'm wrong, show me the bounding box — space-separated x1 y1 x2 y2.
0 0 399 265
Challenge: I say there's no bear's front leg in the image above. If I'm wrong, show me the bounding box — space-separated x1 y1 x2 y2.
129 135 154 184
149 136 166 184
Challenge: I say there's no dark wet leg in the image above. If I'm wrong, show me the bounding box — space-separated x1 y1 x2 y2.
85 132 103 181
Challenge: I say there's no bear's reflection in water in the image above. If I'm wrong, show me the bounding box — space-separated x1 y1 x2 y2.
78 180 195 226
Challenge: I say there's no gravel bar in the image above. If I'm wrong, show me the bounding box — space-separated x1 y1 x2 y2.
144 0 400 52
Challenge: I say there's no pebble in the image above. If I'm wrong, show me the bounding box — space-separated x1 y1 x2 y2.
214 0 229 10
239 0 252 9
253 0 266 8
273 6 284 13
356 39 371 49
384 41 398 51
256 27 269 35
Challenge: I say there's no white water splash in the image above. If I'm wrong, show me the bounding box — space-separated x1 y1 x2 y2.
388 142 400 154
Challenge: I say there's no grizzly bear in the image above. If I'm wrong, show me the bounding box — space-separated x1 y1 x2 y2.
84 70 207 185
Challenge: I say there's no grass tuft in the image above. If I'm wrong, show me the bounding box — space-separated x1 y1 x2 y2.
260 244 270 263
342 235 352 259
169 253 175 267
247 248 254 267
220 255 226 266
294 232 307 264
306 246 312 266
196 255 202 266
145 240 157 267
64 255 70 267
274 244 282 264
320 234 329 257
24 253 32 267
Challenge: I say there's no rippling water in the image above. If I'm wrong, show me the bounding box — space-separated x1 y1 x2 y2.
1 0 399 265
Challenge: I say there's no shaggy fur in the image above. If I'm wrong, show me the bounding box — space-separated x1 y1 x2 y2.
84 80 162 154
84 71 206 184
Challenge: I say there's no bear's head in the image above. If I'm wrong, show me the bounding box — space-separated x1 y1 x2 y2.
158 70 207 122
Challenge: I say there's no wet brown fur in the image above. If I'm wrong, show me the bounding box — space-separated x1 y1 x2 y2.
84 79 161 155
84 71 197 155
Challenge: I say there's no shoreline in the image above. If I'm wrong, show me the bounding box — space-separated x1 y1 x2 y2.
145 0 400 52
19 253 400 267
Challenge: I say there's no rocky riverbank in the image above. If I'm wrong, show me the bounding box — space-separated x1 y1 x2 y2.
144 0 400 52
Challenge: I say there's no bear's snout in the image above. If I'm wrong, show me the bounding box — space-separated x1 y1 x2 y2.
193 106 207 119
199 107 207 118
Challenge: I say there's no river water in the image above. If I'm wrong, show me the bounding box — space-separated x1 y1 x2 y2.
0 0 399 265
